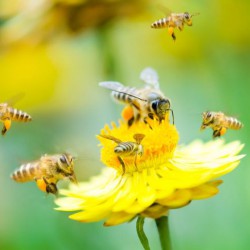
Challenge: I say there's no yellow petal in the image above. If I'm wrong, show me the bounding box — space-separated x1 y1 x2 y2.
157 189 192 208
191 180 223 199
104 212 135 226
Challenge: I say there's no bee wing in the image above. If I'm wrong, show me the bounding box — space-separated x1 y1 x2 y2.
140 67 159 89
133 133 145 144
99 134 122 144
4 92 26 106
99 81 147 102
99 81 124 91
157 4 172 16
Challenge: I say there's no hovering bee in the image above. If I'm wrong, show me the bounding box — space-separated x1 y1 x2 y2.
200 111 243 138
151 11 199 41
99 133 145 173
11 153 77 195
0 102 32 136
99 67 174 127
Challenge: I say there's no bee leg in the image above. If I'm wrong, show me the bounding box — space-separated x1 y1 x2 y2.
2 118 11 135
42 177 58 195
128 117 135 127
172 32 176 41
148 113 154 120
178 23 184 31
46 182 58 195
136 113 141 122
143 117 153 129
128 114 140 127
213 130 221 138
134 154 139 172
168 26 176 41
117 156 125 175
200 124 207 130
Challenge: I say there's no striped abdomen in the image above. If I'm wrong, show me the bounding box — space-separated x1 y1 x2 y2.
11 162 40 183
151 17 169 28
114 142 138 156
8 107 32 122
111 87 138 104
225 116 243 130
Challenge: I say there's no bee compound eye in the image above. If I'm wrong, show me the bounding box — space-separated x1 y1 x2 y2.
206 112 212 118
184 12 190 19
151 101 158 111
60 155 67 164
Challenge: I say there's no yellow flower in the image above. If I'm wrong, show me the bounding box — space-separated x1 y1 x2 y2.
55 119 245 226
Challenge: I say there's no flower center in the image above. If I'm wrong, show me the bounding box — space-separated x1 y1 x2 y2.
98 119 179 174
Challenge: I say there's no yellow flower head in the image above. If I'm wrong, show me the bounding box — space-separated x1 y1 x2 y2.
55 117 245 226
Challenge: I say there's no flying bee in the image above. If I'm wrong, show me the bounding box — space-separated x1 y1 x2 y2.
99 133 145 173
151 11 199 41
10 153 77 195
0 102 32 136
200 111 243 138
99 67 174 127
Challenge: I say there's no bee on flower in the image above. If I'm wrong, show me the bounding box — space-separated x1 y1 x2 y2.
99 67 174 127
55 68 245 250
99 133 145 174
56 118 244 226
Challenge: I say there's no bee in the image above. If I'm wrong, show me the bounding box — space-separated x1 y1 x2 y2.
0 102 32 135
10 153 77 195
99 133 145 173
200 111 243 138
99 67 174 127
151 11 199 41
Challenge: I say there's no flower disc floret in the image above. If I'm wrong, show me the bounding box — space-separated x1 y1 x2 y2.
98 119 179 174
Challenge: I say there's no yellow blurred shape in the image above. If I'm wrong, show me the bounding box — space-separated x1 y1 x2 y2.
0 45 58 109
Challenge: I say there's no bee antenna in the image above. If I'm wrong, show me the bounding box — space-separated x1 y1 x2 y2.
168 109 175 125
191 12 200 17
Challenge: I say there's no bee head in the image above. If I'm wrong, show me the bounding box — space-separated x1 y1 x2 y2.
183 12 193 26
58 153 77 183
151 99 171 121
200 111 213 130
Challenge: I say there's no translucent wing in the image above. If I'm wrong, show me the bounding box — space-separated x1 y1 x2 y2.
157 4 172 16
3 92 26 106
99 134 122 144
99 81 124 91
140 67 159 89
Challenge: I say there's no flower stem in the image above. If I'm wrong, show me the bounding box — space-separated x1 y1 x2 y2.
136 216 151 250
155 216 172 250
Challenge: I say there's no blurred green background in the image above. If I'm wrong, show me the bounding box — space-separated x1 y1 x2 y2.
0 0 249 249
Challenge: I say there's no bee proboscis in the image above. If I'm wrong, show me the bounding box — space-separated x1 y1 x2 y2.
151 11 199 41
0 102 32 135
99 133 145 173
10 153 77 195
99 67 174 127
200 111 243 138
